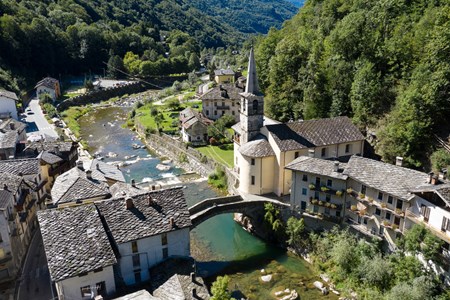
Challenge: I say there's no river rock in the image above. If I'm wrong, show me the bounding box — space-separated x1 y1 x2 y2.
320 273 330 282
313 281 323 289
260 269 265 274
261 274 272 282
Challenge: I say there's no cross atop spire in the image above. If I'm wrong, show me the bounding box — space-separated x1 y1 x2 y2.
245 48 261 95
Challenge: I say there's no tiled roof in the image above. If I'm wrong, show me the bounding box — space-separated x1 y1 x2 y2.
38 151 63 164
38 204 117 282
0 90 18 101
344 156 430 200
411 183 450 205
51 167 110 205
266 116 364 152
109 181 142 198
180 108 212 130
200 83 243 101
25 141 75 154
35 77 58 89
285 156 348 180
89 159 125 182
95 187 191 244
0 158 40 175
0 190 13 210
0 118 26 133
239 137 274 158
0 173 23 194
214 69 235 76
0 131 17 149
114 290 159 300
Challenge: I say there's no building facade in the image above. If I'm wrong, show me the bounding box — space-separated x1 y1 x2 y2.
35 77 61 101
0 90 18 120
200 84 242 121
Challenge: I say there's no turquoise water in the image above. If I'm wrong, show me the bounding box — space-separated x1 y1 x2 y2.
79 106 338 299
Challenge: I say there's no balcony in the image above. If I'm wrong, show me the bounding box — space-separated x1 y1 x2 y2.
406 208 450 244
309 198 342 210
347 189 405 217
308 183 344 197
302 211 342 224
345 217 382 240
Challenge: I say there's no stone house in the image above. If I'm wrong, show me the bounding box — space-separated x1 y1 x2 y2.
35 77 61 101
0 90 19 120
38 204 117 300
95 188 191 286
200 83 242 121
0 119 27 160
179 107 212 144
214 69 235 84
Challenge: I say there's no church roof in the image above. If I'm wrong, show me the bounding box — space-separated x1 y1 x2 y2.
266 116 364 152
239 137 274 158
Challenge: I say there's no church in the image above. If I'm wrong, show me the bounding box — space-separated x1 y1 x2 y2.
232 49 365 196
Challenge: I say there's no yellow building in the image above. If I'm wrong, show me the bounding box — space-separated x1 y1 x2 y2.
214 69 235 84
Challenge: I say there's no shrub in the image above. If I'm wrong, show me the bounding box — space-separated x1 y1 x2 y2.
358 192 365 199
200 155 208 163
179 152 188 163
311 199 318 204
347 188 353 194
330 203 337 209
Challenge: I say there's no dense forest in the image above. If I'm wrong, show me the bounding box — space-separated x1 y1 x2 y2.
255 0 450 169
0 0 296 93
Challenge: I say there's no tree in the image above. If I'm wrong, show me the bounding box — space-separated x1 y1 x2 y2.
286 217 305 248
188 52 200 70
211 275 235 300
357 255 392 290
430 149 450 173
107 54 126 79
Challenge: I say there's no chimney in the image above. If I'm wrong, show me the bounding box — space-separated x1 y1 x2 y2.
54 145 60 156
191 272 196 283
9 122 15 130
77 161 84 170
333 161 339 172
3 184 8 191
131 179 136 187
429 172 434 184
308 149 315 158
395 156 403 167
169 217 174 228
126 197 134 209
96 163 100 170
147 194 153 206
431 175 438 185
86 169 92 180
192 288 197 298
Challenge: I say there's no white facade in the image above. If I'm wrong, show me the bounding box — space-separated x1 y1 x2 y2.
0 96 18 120
118 227 190 285
55 266 115 300
202 98 239 121
36 86 57 101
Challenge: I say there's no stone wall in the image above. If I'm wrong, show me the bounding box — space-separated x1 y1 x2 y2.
57 82 147 111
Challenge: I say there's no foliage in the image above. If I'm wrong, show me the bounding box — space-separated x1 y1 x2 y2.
264 203 284 234
207 114 236 143
39 93 53 103
430 149 450 173
211 275 235 300
401 224 443 264
255 0 450 167
42 103 58 118
208 166 227 191
285 217 305 248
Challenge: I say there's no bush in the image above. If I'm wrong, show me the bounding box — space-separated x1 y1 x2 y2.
430 149 450 173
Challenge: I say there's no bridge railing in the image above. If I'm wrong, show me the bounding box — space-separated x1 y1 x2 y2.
188 195 242 215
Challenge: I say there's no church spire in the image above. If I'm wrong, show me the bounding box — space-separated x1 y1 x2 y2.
245 48 261 95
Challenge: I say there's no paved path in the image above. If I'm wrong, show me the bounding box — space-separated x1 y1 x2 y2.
16 229 53 300
21 98 58 140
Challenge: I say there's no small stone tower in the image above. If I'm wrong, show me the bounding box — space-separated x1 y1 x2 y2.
239 48 264 144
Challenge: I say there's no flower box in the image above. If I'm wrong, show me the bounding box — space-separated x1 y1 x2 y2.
309 183 316 190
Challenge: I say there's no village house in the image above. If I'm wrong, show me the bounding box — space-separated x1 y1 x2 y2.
95 187 191 286
0 90 19 120
179 107 212 144
38 204 117 300
200 83 242 122
233 49 365 197
214 69 235 84
35 77 61 101
0 118 27 160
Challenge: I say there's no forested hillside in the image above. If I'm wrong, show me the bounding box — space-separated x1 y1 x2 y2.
255 0 450 169
0 0 295 93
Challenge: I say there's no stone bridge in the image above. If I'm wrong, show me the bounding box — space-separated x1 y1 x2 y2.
189 194 290 229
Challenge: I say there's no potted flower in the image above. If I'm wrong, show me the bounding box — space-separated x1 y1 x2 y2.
336 190 343 197
309 183 316 190
346 188 353 194
321 186 330 192
311 199 318 205
383 220 390 227
330 203 337 209
358 192 365 199
395 208 403 215
360 209 366 216
318 200 324 206
392 224 398 231
350 205 357 211
381 203 387 208
368 197 374 203
325 202 331 208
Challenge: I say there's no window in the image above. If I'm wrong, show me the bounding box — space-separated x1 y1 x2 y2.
326 194 331 202
302 188 307 195
301 201 306 210
336 210 341 217
232 101 235 107
345 144 351 153
232 111 235 115
251 158 255 165
134 271 141 283
162 247 169 259
132 254 140 268
294 151 299 159
214 111 217 115
252 100 258 112
206 110 209 115
96 282 106 297
361 185 367 194
80 286 92 298
315 177 320 186
420 205 430 222
214 101 217 107
387 196 393 204
385 212 391 221
379 227 384 235
375 208 381 216
161 233 168 246
321 148 326 157
314 191 319 199
251 176 255 185
131 241 138 253
324 208 330 215
327 179 332 187
396 199 403 210
442 217 450 232
313 205 319 213
302 174 308 182
378 192 383 201
222 101 225 107
363 218 368 225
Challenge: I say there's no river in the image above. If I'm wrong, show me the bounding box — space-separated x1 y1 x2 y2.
78 106 338 300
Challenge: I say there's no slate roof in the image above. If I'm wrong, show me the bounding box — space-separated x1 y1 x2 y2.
95 187 191 244
214 69 235 76
265 116 364 152
239 137 275 158
344 156 430 200
37 204 117 282
109 181 142 198
51 167 110 205
0 190 13 210
200 83 243 101
0 118 26 133
0 173 23 194
285 156 348 180
0 131 17 149
0 158 40 175
35 77 58 89
114 290 159 300
179 108 212 130
411 183 450 205
38 151 63 164
0 90 19 101
88 159 125 183
25 141 75 154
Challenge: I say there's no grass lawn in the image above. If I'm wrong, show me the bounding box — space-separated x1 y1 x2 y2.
197 143 234 168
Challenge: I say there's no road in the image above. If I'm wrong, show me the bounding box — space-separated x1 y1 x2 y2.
16 229 53 300
21 98 58 140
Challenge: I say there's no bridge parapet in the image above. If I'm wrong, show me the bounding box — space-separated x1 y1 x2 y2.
188 195 242 215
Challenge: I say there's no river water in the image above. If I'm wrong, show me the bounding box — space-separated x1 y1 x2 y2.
79 106 338 300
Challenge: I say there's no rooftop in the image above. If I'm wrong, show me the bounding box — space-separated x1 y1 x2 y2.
88 159 125 183
25 141 75 154
200 83 243 101
286 156 348 180
96 187 191 244
239 136 275 158
38 204 117 282
0 173 23 194
265 116 364 152
214 69 235 76
0 189 13 210
0 158 40 176
344 156 431 200
0 118 26 133
109 181 142 198
0 90 19 101
35 77 59 89
38 151 63 165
